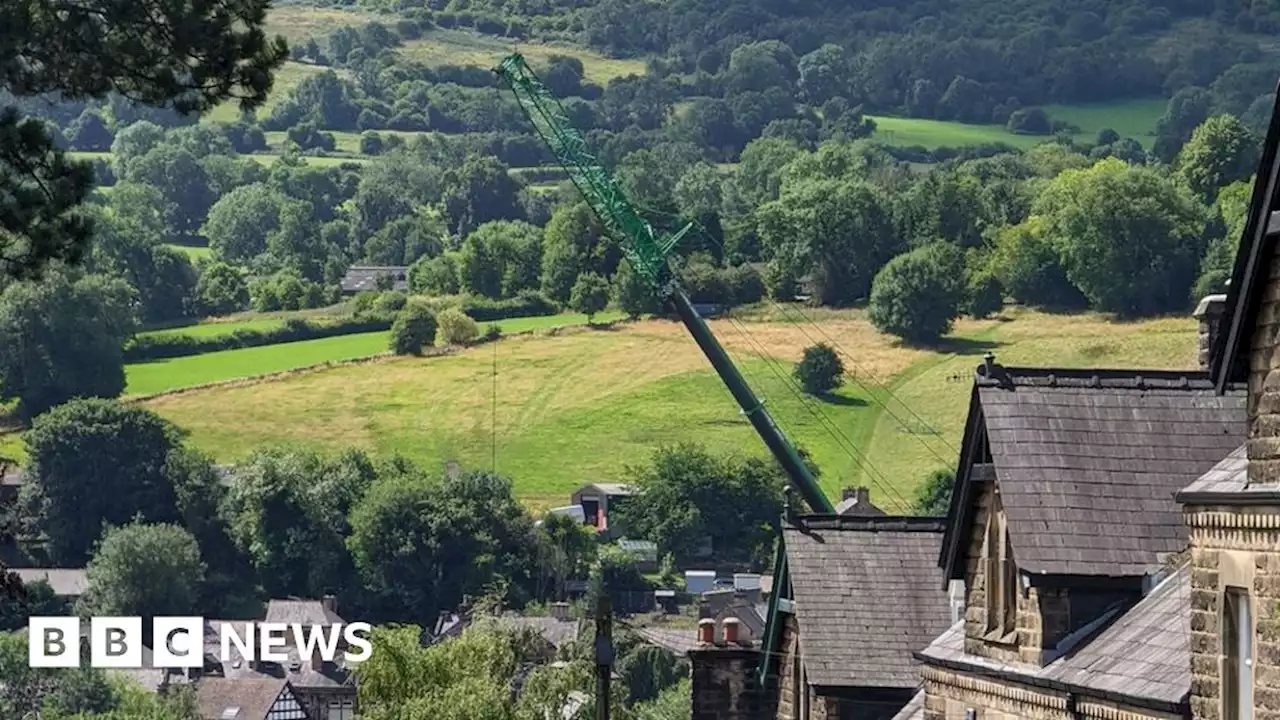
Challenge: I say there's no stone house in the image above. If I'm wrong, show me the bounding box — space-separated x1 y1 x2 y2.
194 676 311 720
775 514 954 720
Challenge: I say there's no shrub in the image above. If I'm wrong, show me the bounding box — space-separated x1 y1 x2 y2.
1006 107 1053 135
793 343 845 395
725 264 766 305
569 272 611 322
482 324 502 342
360 132 385 155
912 468 955 516
390 301 438 356
374 290 408 315
437 308 479 346
868 243 966 344
964 270 1004 319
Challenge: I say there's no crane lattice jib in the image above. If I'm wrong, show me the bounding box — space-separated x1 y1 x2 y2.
495 54 686 289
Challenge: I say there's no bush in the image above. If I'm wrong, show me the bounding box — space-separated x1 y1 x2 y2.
360 132 385 155
912 468 954 516
1006 107 1053 135
373 290 408 315
455 291 559 322
390 301 438 356
964 270 1004 319
482 324 502 342
867 243 966 344
124 317 392 362
793 343 845 395
437 308 479 346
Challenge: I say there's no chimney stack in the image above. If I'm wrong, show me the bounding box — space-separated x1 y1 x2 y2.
310 646 323 672
321 594 337 616
722 618 740 646
698 618 715 644
1194 293 1228 371
549 602 570 621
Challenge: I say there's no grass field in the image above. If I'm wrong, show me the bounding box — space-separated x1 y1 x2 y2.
124 311 624 396
205 61 347 124
165 244 212 261
399 28 646 85
133 307 1199 509
138 317 288 340
868 99 1165 151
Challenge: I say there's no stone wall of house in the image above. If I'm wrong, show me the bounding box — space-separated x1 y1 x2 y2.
776 616 800 720
1185 505 1280 720
1249 252 1280 485
691 643 764 720
920 666 1183 720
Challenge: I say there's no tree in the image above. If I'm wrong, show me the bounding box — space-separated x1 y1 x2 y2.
569 272 611 323
794 343 845 395
441 155 523 237
0 575 66 632
19 399 186 565
988 216 1086 309
202 183 286 262
1036 157 1206 316
541 202 614 303
611 443 785 567
0 0 286 281
757 178 902 306
437 307 479 346
0 269 136 419
1175 115 1260 202
965 268 1004 319
410 253 461 296
1006 107 1052 135
390 301 438 356
912 468 955 516
348 466 539 624
124 143 216 239
867 243 966 344
613 261 663 319
223 447 372 602
78 521 205 621
360 132 385 155
459 221 544 299
66 109 114 150
195 261 250 316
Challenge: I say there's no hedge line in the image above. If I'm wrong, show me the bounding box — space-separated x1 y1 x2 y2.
125 292 562 361
124 318 391 362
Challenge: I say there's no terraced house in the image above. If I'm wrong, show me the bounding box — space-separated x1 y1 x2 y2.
906 93 1280 719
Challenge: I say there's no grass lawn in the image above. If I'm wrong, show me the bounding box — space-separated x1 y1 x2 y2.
867 98 1165 151
400 28 646 85
136 307 1199 509
125 311 624 396
138 318 288 340
165 244 212 261
205 61 346 124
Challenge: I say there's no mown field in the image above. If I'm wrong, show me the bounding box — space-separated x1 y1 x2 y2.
130 306 1199 510
124 311 625 396
868 98 1164 151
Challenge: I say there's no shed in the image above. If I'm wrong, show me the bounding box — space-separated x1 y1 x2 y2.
616 539 658 572
569 483 635 537
684 570 716 595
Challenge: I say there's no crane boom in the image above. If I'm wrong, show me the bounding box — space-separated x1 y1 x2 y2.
494 53 833 515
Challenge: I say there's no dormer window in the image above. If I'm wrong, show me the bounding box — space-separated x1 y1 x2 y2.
984 504 1016 638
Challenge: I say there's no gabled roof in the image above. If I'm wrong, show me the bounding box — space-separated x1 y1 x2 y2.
940 365 1245 581
195 676 290 720
782 515 951 690
264 598 345 626
1177 443 1280 503
572 483 634 497
916 564 1190 710
1211 84 1280 390
339 265 409 293
12 568 87 596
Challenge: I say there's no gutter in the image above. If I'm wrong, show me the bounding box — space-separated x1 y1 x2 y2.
1175 489 1280 505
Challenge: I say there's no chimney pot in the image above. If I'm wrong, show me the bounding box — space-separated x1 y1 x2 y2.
722 618 741 645
550 602 570 621
697 618 715 645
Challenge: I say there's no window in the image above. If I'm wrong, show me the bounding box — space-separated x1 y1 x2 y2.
1223 587 1254 719
328 699 356 720
984 506 1016 638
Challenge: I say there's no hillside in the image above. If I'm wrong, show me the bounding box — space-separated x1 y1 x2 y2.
135 307 1199 510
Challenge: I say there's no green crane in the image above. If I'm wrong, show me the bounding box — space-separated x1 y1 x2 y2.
495 52 835 687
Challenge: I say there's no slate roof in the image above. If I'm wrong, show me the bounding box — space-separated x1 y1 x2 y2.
12 568 87 597
1211 85 1280 390
195 676 289 720
782 515 951 690
501 615 582 649
572 483 634 497
634 626 699 656
204 620 354 691
339 265 408 294
941 365 1246 581
264 598 345 626
917 564 1190 709
1177 443 1280 502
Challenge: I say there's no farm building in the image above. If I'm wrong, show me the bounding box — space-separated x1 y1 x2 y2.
339 266 408 295
569 482 635 536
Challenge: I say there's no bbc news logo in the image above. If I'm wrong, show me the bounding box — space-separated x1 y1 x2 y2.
28 617 373 669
